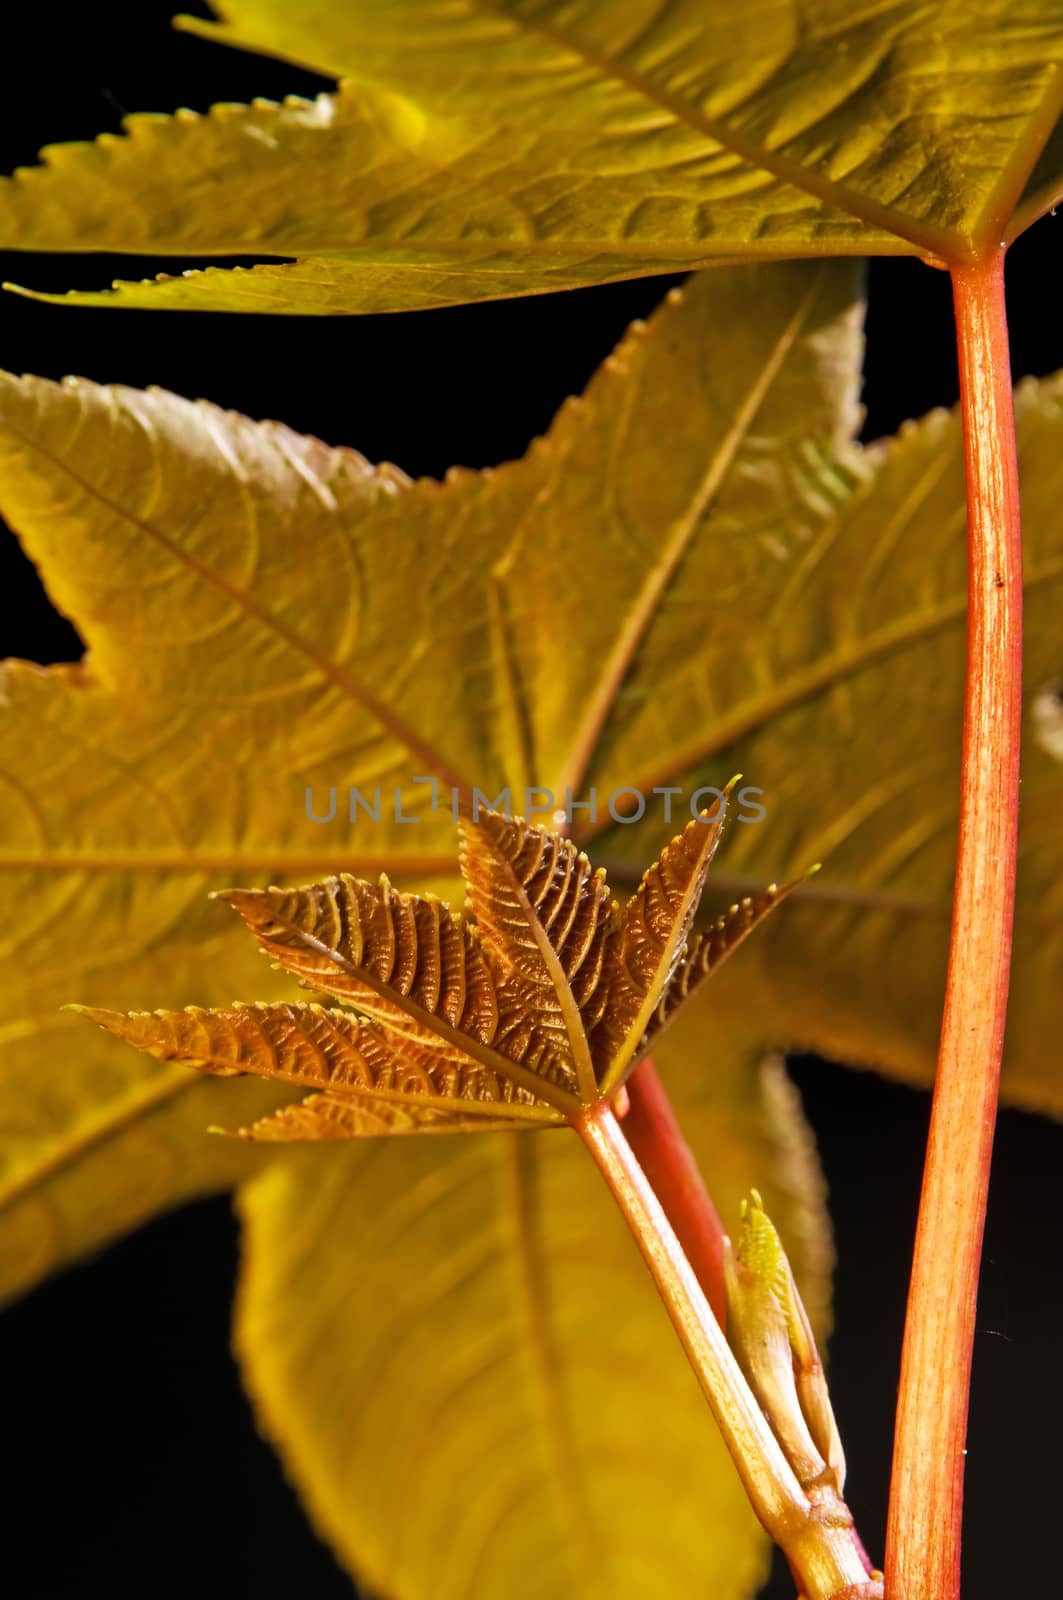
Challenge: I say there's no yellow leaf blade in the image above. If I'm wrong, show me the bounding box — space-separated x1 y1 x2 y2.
2 3 1062 314
4 252 709 317
174 0 1063 259
0 83 899 317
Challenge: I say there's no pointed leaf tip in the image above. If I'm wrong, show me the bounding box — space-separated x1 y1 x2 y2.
593 806 729 1092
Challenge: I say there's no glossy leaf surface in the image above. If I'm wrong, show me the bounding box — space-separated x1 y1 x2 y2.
4 2 1063 311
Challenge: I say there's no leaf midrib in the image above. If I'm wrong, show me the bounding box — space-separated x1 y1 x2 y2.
459 0 973 260
252 902 580 1114
577 552 1063 845
181 1 1058 263
552 268 827 804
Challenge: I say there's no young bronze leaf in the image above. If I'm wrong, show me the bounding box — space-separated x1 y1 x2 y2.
78 805 782 1138
225 1088 557 1142
457 808 618 1102
74 1001 560 1128
638 881 808 1063
6 3 1063 310
221 877 497 1037
220 875 578 1113
593 805 729 1093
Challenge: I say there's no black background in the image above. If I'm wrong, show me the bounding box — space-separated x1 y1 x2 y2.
1 6 1061 1597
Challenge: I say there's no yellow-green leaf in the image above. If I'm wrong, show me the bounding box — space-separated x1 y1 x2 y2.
167 0 1063 260
6 2 1063 312
0 88 706 316
0 260 860 1302
233 1002 831 1600
2 257 1061 1312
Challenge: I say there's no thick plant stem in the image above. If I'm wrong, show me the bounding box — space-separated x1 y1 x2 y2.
885 250 1023 1600
623 1056 729 1325
576 1098 880 1600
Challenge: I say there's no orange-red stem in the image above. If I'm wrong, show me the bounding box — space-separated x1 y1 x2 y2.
885 249 1023 1600
623 1056 728 1326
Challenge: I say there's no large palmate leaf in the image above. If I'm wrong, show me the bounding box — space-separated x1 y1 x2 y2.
3 257 1063 1593
4 2 1063 312
3 254 1062 1282
0 258 858 1306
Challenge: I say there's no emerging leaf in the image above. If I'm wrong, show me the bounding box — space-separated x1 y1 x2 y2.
79 799 775 1135
456 808 619 1101
74 1000 564 1132
725 1189 846 1495
593 802 729 1093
